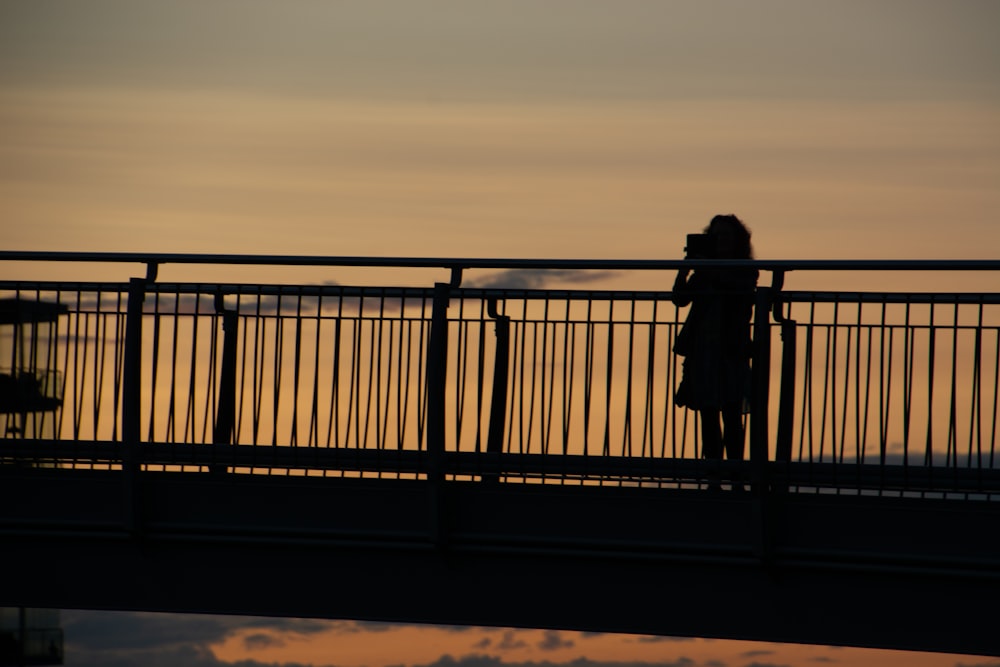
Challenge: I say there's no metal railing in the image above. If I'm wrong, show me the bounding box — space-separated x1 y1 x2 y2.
1 253 998 498
770 289 1000 495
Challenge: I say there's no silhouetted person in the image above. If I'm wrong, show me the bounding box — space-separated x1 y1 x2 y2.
672 215 758 483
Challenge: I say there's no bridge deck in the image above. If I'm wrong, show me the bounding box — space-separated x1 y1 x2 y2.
3 463 999 657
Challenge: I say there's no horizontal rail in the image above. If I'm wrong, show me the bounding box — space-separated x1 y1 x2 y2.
782 291 1000 305
6 440 1000 496
2 251 1000 272
4 282 1000 305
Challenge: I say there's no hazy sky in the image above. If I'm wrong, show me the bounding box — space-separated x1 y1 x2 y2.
3 1 998 102
3 2 1000 666
2 0 999 282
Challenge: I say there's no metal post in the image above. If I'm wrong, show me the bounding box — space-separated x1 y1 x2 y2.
770 271 795 493
484 298 510 483
775 320 797 463
750 286 773 473
122 276 146 535
212 293 238 474
425 281 451 545
749 284 774 563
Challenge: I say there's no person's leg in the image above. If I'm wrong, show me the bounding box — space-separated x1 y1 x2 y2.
700 409 723 460
721 403 745 461
699 409 723 491
720 403 747 490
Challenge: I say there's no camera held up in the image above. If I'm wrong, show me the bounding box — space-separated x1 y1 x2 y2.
685 233 713 259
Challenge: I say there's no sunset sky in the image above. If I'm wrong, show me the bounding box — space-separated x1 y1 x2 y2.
2 1 999 666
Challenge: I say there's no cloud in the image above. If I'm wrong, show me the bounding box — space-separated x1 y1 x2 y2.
464 269 618 290
409 656 504 667
61 611 338 667
244 632 286 651
537 631 575 651
411 657 701 667
63 611 245 650
331 620 476 635
62 642 323 667
496 630 529 651
338 621 399 634
36 285 394 320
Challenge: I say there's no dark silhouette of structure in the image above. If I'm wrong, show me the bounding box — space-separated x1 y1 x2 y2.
0 299 66 424
0 609 63 667
1 252 999 658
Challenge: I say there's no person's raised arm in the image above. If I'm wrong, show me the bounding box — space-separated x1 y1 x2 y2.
671 267 694 307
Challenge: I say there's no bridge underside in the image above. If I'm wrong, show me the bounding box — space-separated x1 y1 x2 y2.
3 467 999 657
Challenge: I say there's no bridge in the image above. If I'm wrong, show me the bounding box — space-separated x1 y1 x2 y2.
1 253 999 658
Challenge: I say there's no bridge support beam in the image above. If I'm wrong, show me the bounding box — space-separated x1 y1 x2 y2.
3 469 998 657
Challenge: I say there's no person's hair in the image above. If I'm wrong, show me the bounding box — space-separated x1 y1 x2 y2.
706 214 754 259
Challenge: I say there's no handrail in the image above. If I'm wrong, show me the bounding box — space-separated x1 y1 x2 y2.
1 250 999 272
1 282 999 307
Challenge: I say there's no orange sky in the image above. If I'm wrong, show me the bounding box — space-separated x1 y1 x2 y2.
212 624 977 667
4 2 1000 666
58 611 989 667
